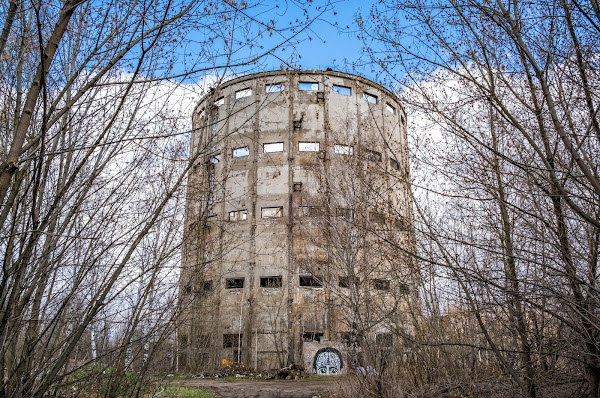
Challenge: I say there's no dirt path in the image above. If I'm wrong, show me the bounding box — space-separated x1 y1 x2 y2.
174 378 337 398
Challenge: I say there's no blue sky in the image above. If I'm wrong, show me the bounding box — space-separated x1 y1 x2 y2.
274 0 376 72
176 0 387 86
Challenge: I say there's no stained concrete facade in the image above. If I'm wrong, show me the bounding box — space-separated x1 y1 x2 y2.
179 70 416 374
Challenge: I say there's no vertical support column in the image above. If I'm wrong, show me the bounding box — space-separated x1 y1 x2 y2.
320 75 334 342
286 71 296 365
244 78 260 366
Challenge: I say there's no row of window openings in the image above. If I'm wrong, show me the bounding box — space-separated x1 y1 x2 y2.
196 276 393 291
227 208 407 230
228 142 397 165
225 207 281 220
220 332 392 347
208 84 396 112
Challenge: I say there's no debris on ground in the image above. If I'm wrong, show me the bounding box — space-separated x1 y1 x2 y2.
192 362 307 380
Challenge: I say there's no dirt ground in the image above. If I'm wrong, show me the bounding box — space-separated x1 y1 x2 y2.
173 378 338 398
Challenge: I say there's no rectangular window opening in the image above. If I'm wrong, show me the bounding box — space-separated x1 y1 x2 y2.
365 150 382 162
215 97 225 106
302 332 324 342
232 146 250 158
299 275 323 287
336 208 353 219
385 103 396 114
373 279 390 291
399 283 410 294
201 280 213 292
298 142 320 152
340 332 361 347
266 83 284 93
223 333 242 348
261 206 283 218
298 206 323 217
235 88 252 99
260 276 282 288
390 158 400 171
333 85 351 96
363 92 378 104
338 276 357 288
376 333 393 347
334 144 353 155
210 154 221 164
226 278 245 289
370 212 386 224
263 142 284 153
228 210 248 221
299 82 319 91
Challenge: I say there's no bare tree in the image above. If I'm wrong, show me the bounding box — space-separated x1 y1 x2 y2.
0 0 333 396
357 0 600 396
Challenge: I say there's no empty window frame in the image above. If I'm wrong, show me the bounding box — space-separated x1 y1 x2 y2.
302 332 324 342
365 150 382 162
261 206 283 218
385 103 396 114
376 333 393 347
210 154 221 164
232 146 250 158
340 331 361 347
263 142 284 153
372 279 390 291
363 92 378 104
228 210 248 221
339 276 357 288
215 97 225 106
334 144 353 155
390 158 400 171
336 207 353 219
298 206 323 217
398 283 410 294
299 275 323 287
299 82 319 91
226 278 245 289
260 276 282 288
223 333 242 348
298 142 320 152
369 212 385 224
266 83 284 93
333 85 351 95
235 88 252 99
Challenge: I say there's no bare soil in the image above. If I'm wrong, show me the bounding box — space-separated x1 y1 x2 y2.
173 378 337 398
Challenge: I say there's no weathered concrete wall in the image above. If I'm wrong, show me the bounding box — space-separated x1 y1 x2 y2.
179 70 416 374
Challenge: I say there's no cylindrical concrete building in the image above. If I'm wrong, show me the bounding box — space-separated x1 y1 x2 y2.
179 70 416 374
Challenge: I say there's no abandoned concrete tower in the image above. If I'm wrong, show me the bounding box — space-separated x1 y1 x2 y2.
179 70 416 375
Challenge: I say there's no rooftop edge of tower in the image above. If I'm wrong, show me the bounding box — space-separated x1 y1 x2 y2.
192 69 404 116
